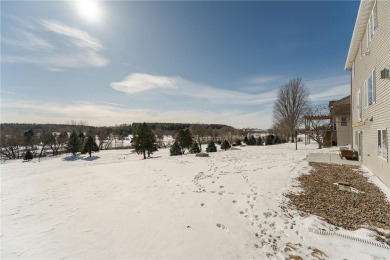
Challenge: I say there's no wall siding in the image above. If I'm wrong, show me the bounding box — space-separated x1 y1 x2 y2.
351 0 390 187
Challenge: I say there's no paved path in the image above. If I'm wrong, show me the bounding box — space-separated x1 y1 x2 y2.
306 153 361 166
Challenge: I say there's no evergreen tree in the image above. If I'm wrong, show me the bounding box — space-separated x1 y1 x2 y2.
24 149 33 161
170 141 183 156
189 142 201 154
235 139 242 146
67 131 81 156
221 140 231 151
78 131 86 145
206 140 217 153
274 135 282 144
81 135 99 157
257 136 264 146
247 135 257 145
133 123 158 159
266 135 275 146
244 136 248 143
23 129 35 148
176 129 193 154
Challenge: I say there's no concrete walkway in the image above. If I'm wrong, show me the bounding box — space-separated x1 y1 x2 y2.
306 153 361 166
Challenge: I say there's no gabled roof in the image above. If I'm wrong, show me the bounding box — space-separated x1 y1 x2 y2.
345 0 375 70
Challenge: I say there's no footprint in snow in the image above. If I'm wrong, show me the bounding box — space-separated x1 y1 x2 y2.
216 223 227 230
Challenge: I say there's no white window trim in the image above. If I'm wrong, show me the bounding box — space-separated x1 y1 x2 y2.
356 89 362 121
366 0 378 47
378 129 388 161
365 69 376 108
352 63 355 80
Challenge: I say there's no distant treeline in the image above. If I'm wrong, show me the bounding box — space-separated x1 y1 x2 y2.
1 122 231 136
132 122 229 133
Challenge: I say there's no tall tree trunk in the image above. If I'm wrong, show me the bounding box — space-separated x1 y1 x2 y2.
39 144 46 159
89 151 92 157
143 151 146 159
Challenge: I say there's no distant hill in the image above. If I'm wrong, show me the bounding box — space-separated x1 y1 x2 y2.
1 122 233 135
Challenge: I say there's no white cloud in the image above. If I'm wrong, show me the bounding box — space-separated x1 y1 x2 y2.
1 101 272 129
111 73 179 94
246 75 281 85
1 17 108 69
2 50 108 69
41 20 103 51
307 75 350 102
111 73 277 105
1 31 53 51
310 84 350 101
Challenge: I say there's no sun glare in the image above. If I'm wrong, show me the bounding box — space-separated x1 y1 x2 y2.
76 0 102 23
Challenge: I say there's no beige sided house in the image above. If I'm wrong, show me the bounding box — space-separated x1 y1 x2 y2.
345 0 390 187
329 96 352 146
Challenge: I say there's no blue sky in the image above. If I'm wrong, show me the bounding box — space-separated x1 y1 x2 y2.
1 1 359 129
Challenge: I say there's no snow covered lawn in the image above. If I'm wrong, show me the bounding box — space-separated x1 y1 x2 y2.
1 143 389 259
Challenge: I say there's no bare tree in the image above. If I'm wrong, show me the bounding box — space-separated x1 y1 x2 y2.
154 127 165 148
96 128 110 150
273 78 310 142
305 104 331 149
42 131 68 156
189 124 210 150
0 128 23 159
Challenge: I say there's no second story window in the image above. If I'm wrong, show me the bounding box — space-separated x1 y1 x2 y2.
367 0 378 46
366 69 376 107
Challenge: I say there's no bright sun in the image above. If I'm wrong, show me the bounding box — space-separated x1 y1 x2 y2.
76 0 102 23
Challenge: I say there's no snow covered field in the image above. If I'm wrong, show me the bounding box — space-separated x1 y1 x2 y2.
1 143 389 259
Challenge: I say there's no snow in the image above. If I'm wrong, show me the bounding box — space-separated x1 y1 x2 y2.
1 143 389 259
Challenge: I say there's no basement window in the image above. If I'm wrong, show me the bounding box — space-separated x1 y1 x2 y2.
378 129 388 160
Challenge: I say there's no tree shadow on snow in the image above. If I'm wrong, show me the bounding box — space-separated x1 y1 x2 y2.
63 155 100 162
63 155 82 162
82 156 100 161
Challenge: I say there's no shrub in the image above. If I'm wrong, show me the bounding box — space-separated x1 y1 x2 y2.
274 135 282 144
221 140 231 151
24 150 33 161
170 141 182 156
190 142 201 154
266 135 275 145
257 136 264 146
235 139 242 146
206 140 217 153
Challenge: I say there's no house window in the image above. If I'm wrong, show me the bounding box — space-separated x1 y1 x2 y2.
341 117 347 126
356 89 362 121
367 0 378 46
378 129 388 160
366 69 376 107
355 131 358 146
